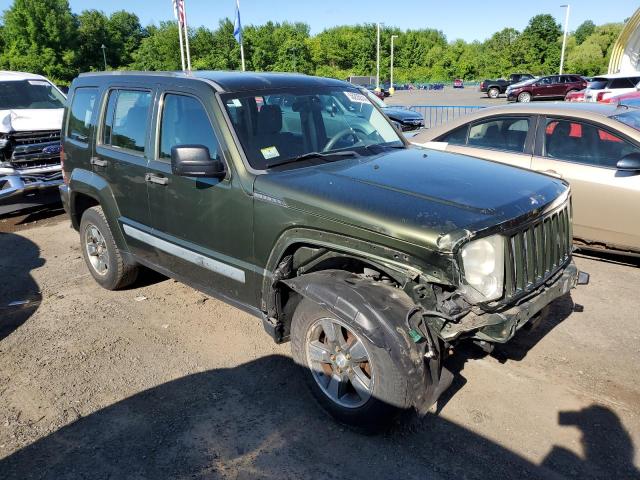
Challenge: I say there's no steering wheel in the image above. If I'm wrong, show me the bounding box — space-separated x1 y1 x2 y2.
323 128 367 152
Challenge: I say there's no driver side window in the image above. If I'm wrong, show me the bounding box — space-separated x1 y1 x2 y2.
159 94 220 161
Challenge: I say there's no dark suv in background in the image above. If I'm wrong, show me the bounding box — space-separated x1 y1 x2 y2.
507 75 587 103
60 71 584 429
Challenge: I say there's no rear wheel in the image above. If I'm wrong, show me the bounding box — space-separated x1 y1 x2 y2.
488 87 500 99
517 91 532 103
290 298 409 430
80 206 139 290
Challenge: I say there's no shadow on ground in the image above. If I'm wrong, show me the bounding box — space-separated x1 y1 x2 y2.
0 232 43 340
1 354 637 480
437 293 576 413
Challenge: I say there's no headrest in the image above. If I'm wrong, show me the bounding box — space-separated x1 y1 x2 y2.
257 105 282 134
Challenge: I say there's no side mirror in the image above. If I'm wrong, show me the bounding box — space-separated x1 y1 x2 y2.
617 153 640 172
171 145 225 178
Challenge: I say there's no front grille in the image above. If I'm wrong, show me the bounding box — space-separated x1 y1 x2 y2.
7 130 61 170
504 201 572 299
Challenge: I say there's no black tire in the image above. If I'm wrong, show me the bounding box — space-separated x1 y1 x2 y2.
79 206 139 290
290 297 409 431
488 87 500 99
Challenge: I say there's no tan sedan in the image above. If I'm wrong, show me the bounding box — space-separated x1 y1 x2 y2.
413 103 640 255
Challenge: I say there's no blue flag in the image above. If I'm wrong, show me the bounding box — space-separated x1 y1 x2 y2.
233 0 242 44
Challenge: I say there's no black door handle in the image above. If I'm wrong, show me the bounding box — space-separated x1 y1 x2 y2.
145 173 169 186
90 157 108 167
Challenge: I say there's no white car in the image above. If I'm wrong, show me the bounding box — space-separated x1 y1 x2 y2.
0 71 66 215
584 72 640 103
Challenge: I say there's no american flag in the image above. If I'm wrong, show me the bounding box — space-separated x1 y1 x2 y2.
173 0 185 27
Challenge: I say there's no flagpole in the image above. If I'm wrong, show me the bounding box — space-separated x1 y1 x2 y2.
235 0 246 71
174 1 186 71
183 0 192 71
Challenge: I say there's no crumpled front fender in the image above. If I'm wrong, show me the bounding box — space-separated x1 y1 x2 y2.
282 269 450 412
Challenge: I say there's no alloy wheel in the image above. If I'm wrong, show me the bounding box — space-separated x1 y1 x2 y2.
84 223 109 275
305 317 374 408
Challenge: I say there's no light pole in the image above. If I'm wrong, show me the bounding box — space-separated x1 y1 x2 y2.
101 44 107 70
390 34 398 95
375 23 383 92
559 4 570 74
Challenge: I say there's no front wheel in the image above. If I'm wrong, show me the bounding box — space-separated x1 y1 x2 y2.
290 298 409 430
488 87 500 99
517 91 532 103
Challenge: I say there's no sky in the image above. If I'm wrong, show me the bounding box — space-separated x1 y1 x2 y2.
0 0 636 42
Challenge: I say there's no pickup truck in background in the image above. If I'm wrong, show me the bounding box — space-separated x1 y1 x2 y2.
480 73 535 99
0 71 65 216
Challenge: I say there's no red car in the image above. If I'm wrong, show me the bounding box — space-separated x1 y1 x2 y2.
600 89 640 106
453 79 464 89
565 89 586 102
507 74 587 102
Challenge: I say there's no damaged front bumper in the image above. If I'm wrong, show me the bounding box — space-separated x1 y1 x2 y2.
0 167 63 215
440 261 584 344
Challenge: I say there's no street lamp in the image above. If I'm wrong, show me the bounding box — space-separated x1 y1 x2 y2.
559 4 570 74
375 23 383 92
101 44 107 71
390 34 398 96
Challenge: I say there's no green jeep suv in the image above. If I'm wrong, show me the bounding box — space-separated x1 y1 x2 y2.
60 71 585 428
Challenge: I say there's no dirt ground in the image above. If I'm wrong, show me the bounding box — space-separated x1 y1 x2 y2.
1 211 640 480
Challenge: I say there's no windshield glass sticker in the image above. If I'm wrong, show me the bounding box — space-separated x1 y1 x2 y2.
261 146 280 159
28 80 50 86
344 91 368 104
230 98 242 107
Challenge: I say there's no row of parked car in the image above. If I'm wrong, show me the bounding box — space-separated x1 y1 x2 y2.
481 72 640 105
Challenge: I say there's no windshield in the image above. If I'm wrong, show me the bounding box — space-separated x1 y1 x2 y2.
361 88 387 108
612 109 640 131
223 87 403 170
0 80 66 110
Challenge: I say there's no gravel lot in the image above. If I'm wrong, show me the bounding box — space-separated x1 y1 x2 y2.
385 86 509 107
1 213 639 480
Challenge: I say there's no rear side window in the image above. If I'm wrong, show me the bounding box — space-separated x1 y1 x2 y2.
67 88 98 143
159 94 220 161
589 78 609 89
544 118 640 167
467 117 530 152
610 78 636 89
102 89 151 153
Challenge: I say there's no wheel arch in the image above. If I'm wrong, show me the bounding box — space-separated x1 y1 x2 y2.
69 168 127 251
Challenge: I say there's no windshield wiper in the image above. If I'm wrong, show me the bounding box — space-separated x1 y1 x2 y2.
265 150 358 169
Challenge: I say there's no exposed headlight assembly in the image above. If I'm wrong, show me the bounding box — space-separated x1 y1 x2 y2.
460 234 505 303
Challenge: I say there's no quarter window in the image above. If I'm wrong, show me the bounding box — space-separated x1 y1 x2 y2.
102 89 151 153
159 94 220 160
438 125 467 145
467 117 530 152
544 118 640 167
67 88 98 143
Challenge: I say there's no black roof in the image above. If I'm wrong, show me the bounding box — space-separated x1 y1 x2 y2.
78 70 351 93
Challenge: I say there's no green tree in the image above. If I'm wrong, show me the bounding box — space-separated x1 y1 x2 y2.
574 20 596 45
0 0 78 82
76 9 109 72
516 14 562 74
130 22 182 71
107 11 145 68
